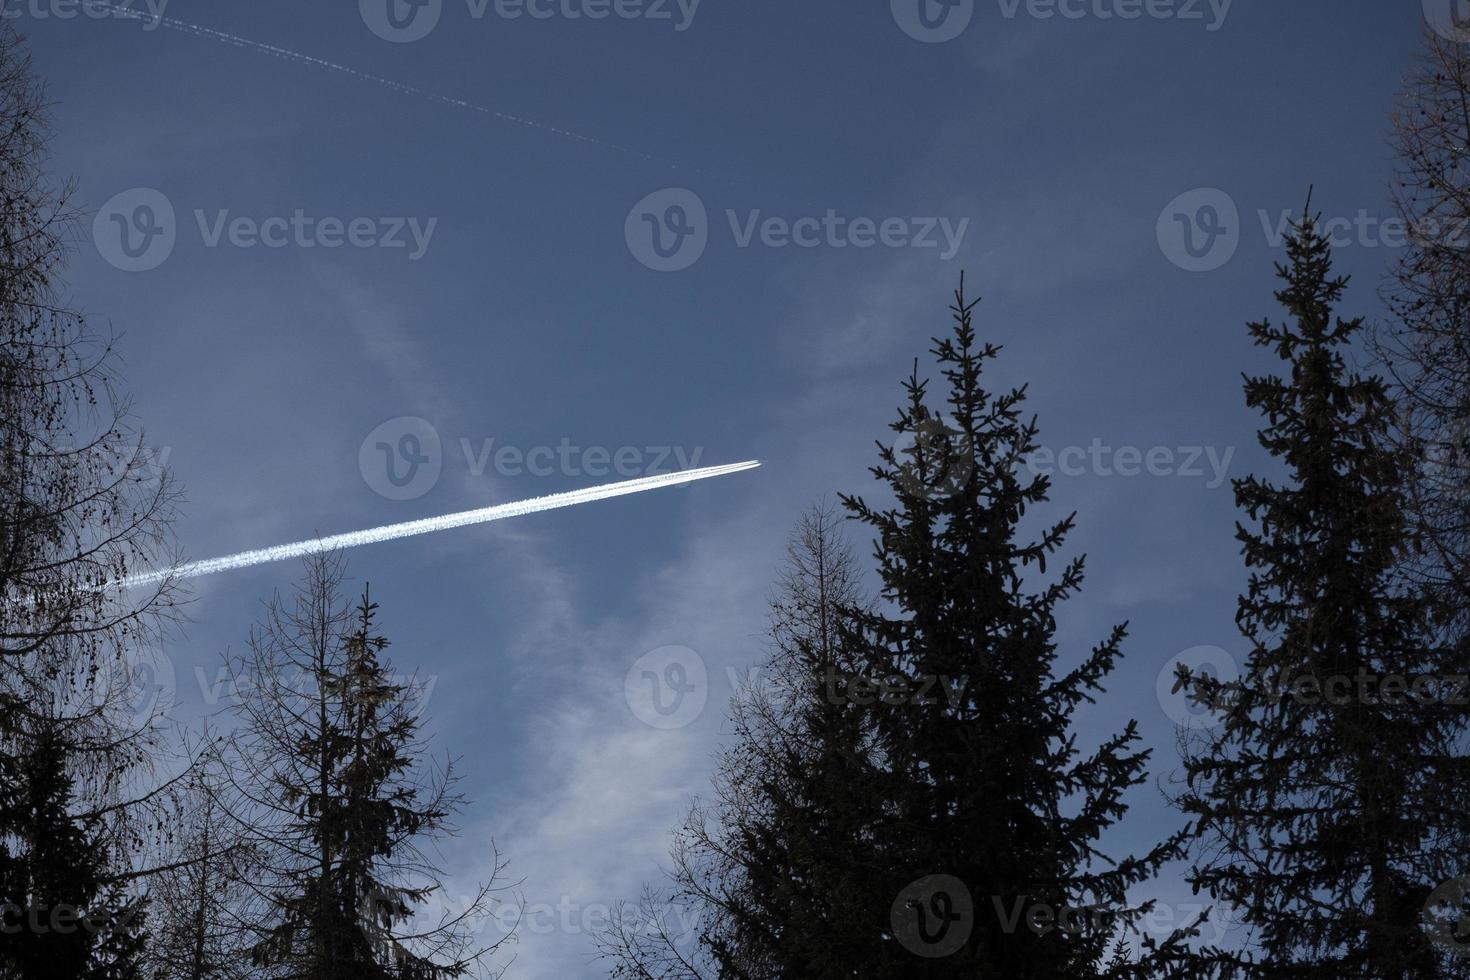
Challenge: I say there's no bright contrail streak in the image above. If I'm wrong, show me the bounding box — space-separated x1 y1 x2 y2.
124 461 760 589
87 0 709 175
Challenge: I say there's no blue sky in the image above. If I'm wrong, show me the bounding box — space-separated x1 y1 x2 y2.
17 0 1440 974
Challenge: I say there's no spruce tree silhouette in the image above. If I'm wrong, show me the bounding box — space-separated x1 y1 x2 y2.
1176 201 1470 977
837 278 1209 978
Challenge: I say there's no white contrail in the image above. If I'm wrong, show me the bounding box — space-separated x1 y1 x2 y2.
85 0 709 175
124 461 760 589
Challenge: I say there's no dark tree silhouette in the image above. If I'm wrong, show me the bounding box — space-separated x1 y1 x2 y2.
1376 28 1470 639
0 26 185 980
837 278 1209 978
223 555 510 979
0 720 148 980
1177 204 1470 977
599 503 879 979
142 778 262 980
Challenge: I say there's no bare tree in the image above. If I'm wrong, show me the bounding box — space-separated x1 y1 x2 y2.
142 769 265 980
0 25 189 979
1377 26 1470 635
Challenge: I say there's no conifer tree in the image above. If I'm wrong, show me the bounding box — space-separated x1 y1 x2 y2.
225 555 508 980
837 278 1208 977
1177 204 1470 977
600 503 879 979
0 719 148 980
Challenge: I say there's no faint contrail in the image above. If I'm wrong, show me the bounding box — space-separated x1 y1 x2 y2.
86 0 706 174
124 461 760 589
